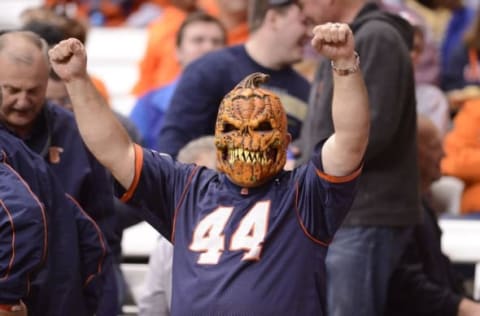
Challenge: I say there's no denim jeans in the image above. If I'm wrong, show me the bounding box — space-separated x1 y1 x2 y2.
326 226 411 316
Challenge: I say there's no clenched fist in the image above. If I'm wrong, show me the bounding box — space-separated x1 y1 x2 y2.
311 22 357 69
48 38 88 82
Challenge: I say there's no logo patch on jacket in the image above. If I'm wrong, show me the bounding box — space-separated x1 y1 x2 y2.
48 147 64 164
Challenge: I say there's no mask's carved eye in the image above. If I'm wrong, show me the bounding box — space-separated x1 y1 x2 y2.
223 123 237 133
254 121 272 132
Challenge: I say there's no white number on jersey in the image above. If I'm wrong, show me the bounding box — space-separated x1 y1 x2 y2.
189 201 271 264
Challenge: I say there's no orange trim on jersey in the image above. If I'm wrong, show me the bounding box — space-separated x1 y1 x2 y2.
293 182 330 247
468 48 480 79
120 144 144 203
2 162 48 266
315 165 362 184
65 194 107 287
171 166 200 243
0 200 15 281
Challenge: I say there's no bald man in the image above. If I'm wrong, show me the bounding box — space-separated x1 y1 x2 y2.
0 31 116 314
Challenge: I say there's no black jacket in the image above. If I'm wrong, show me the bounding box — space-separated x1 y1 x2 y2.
385 199 465 316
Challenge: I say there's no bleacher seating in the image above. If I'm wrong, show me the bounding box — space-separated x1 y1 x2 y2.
86 27 147 116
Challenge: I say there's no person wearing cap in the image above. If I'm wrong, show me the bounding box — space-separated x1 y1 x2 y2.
156 0 311 159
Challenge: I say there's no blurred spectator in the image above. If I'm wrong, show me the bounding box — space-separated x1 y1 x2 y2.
129 11 226 149
20 6 89 43
0 161 40 316
44 0 163 26
385 3 442 84
399 8 451 136
0 125 108 316
441 10 480 109
41 39 142 315
157 0 310 158
138 135 216 316
132 0 248 96
405 0 452 45
439 0 475 75
0 30 119 315
131 0 199 96
298 1 421 316
213 0 249 45
441 98 480 218
385 116 480 316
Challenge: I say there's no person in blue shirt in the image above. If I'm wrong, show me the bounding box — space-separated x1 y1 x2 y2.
157 0 311 158
50 18 369 315
130 11 227 150
0 126 108 316
0 30 118 314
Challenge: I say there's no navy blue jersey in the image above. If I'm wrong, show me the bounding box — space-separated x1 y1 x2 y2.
0 128 108 315
21 103 117 250
120 144 361 315
0 162 46 304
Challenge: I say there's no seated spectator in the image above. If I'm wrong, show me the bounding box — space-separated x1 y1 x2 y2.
129 11 226 149
138 135 216 316
0 158 44 316
385 3 441 85
44 0 161 26
131 0 207 96
439 0 475 78
441 98 480 218
0 126 108 316
400 8 451 135
385 116 480 316
441 10 480 109
132 0 248 96
0 30 120 315
157 0 310 158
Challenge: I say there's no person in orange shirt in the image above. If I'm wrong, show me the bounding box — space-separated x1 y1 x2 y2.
132 0 197 96
132 0 248 96
441 98 480 217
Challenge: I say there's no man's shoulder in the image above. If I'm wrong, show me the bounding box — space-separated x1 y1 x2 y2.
188 45 245 71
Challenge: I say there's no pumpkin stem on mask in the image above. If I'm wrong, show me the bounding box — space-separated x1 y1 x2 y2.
235 72 270 90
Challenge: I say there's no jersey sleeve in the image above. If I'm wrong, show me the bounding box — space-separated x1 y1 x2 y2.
295 142 362 244
117 145 198 239
0 163 47 304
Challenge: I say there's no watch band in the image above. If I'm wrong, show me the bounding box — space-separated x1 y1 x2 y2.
331 52 360 76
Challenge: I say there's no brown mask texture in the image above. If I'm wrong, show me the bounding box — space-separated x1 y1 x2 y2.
215 72 289 188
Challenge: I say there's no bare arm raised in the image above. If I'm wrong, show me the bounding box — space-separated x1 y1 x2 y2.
312 23 370 176
49 38 135 189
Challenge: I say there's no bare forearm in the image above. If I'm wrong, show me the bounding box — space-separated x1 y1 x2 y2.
311 23 370 176
331 62 370 157
457 298 480 316
65 76 135 188
323 61 370 176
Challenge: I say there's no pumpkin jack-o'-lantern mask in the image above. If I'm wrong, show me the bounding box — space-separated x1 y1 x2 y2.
215 72 291 188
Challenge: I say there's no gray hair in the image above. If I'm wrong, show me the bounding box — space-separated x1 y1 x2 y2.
0 31 50 66
177 135 217 169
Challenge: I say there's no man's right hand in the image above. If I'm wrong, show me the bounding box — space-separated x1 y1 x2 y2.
48 38 88 83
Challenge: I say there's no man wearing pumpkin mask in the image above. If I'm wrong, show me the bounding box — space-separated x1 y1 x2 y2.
49 21 369 315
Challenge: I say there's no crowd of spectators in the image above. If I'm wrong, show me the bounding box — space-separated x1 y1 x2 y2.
0 0 480 315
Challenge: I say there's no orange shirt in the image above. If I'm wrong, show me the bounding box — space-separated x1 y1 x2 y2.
441 98 480 213
228 22 249 46
131 5 187 96
132 1 248 96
